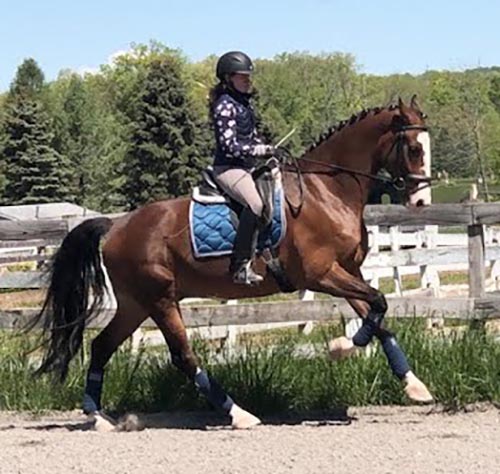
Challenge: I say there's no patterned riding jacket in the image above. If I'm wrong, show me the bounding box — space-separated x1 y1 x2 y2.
212 90 263 168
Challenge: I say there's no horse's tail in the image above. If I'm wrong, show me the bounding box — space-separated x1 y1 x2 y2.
29 217 113 382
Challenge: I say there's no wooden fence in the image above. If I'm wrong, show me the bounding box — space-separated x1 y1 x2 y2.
2 204 500 332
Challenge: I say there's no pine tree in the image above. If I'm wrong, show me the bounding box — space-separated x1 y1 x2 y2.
1 59 67 205
123 57 211 209
50 73 92 204
3 97 66 204
10 58 44 97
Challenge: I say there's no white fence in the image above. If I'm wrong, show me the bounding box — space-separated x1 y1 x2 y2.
2 204 500 349
2 224 499 297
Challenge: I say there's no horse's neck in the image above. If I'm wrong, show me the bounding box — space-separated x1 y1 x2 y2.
306 113 392 174
300 112 394 205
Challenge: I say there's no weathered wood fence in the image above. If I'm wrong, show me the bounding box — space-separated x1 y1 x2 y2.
2 204 500 332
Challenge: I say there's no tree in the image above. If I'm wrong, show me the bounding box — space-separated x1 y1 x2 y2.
425 73 473 177
2 97 66 204
9 58 44 97
47 73 89 203
460 73 494 200
488 73 500 113
0 93 8 197
254 52 363 153
1 59 67 204
122 57 210 209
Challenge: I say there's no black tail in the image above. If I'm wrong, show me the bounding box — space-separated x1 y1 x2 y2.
29 217 113 382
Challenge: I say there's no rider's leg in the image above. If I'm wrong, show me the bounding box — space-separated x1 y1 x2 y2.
213 167 264 285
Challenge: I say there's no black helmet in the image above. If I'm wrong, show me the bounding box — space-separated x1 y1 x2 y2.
216 51 254 81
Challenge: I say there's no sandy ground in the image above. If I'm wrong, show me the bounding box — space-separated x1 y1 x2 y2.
0 405 498 474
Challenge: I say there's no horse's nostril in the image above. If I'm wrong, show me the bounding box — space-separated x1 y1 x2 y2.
416 199 425 207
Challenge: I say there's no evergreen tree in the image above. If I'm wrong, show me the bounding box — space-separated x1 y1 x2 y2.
1 59 67 205
10 58 44 97
50 73 92 204
123 57 210 209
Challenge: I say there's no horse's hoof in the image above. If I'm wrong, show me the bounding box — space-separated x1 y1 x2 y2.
404 372 434 404
230 404 261 430
328 336 356 360
88 411 119 432
118 413 145 432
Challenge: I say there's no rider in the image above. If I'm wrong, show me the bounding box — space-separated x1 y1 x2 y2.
209 51 275 285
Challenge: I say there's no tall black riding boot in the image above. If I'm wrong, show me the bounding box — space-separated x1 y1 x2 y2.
230 207 263 285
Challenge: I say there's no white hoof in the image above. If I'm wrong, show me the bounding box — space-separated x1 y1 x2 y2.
404 372 434 404
117 413 145 432
328 336 356 360
88 411 119 432
230 404 261 430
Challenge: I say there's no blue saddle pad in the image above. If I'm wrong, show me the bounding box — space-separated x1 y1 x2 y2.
189 189 286 258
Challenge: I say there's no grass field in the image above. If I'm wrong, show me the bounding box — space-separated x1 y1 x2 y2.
0 320 498 415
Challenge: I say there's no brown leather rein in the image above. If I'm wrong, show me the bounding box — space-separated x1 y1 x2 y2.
277 124 431 214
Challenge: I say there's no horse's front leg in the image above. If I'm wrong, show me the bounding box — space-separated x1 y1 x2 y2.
309 262 433 403
340 296 433 403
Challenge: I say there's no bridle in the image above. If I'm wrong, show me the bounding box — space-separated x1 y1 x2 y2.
388 124 432 191
278 123 431 214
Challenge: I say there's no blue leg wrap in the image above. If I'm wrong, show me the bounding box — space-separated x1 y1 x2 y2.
83 369 104 414
377 331 410 380
352 319 376 347
194 369 234 413
352 310 385 347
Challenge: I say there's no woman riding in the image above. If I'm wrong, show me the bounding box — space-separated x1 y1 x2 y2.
209 51 275 285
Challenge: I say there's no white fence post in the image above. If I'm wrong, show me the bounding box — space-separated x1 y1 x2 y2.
420 225 440 297
299 290 315 301
390 226 403 296
366 225 380 289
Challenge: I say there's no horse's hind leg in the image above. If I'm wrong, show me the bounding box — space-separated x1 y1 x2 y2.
151 300 261 429
83 294 148 415
311 262 432 403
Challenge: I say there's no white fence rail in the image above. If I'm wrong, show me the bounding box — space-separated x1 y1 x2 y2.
3 225 498 300
2 204 500 337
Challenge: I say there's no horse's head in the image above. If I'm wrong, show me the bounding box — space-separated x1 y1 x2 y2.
379 96 431 207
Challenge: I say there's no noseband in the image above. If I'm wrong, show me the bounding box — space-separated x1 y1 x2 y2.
390 124 431 192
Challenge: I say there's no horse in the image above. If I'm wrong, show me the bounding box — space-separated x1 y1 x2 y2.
32 96 433 429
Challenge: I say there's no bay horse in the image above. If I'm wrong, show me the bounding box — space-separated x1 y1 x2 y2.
33 96 433 429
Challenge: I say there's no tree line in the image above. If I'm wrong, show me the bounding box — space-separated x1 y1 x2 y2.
1 41 500 211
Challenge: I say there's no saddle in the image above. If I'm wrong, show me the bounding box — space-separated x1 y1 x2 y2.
189 160 294 292
192 159 280 228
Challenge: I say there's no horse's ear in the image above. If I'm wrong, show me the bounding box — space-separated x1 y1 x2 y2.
410 94 421 112
398 96 405 110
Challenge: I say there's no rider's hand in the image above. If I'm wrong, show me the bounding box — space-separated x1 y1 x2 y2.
253 144 275 157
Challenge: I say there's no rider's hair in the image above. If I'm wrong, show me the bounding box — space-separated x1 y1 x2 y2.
208 81 228 114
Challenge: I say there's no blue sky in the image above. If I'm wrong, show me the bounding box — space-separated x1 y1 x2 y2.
1 0 499 92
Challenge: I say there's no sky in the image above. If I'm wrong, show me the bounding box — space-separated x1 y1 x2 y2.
1 0 499 92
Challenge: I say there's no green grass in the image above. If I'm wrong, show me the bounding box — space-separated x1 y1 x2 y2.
432 179 500 203
0 320 498 414
377 271 469 294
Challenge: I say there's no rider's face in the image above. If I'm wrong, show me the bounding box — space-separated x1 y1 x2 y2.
230 73 252 93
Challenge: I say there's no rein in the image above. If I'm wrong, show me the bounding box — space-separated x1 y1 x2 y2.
277 124 431 214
